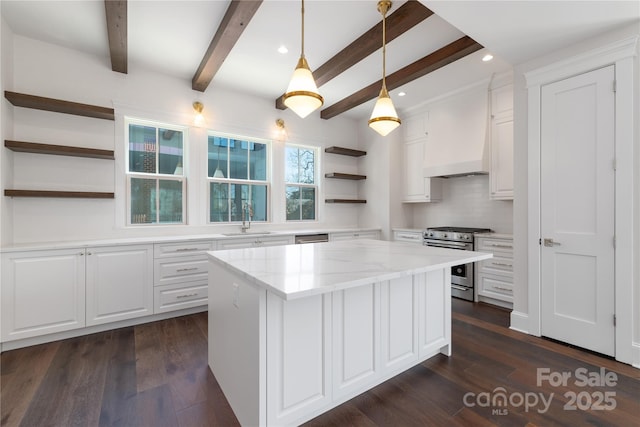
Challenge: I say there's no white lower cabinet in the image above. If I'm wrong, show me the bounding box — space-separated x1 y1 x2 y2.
329 230 380 241
475 235 514 308
393 229 423 244
217 235 294 250
153 240 214 313
1 249 85 342
86 245 154 326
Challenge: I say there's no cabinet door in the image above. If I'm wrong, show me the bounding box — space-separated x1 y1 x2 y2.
1 249 85 341
418 269 451 358
490 115 514 200
403 139 426 201
86 245 153 326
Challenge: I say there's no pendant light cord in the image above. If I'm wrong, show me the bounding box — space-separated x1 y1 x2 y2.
301 0 305 58
381 7 387 88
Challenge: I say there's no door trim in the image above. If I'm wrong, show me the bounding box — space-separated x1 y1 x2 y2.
525 35 637 364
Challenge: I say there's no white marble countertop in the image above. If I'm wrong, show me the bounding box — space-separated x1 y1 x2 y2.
207 239 492 300
0 227 380 253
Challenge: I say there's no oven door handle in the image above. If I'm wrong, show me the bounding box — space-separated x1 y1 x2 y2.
425 241 470 249
451 285 470 291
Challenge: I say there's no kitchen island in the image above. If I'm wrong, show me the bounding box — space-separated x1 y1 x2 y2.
207 239 491 426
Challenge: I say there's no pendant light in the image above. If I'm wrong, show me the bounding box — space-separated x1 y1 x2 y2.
283 0 323 118
368 1 401 136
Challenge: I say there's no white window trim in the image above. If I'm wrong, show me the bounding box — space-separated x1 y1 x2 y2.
285 143 319 222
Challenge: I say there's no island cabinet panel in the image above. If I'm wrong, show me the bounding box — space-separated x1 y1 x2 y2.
266 293 332 427
419 269 452 358
85 245 154 326
1 249 85 341
380 276 420 373
332 284 379 400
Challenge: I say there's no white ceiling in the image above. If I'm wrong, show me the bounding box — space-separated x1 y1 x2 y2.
1 1 638 119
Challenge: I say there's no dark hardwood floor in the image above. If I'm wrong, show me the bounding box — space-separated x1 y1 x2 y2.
2 299 638 426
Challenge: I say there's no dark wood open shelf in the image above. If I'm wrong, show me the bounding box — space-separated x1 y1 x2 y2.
324 172 366 180
4 91 115 121
5 140 115 160
325 199 367 204
324 146 367 157
5 190 115 199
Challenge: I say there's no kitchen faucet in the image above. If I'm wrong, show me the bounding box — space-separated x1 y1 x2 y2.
241 202 253 232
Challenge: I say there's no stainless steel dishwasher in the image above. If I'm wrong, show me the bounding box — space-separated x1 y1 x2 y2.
294 233 329 244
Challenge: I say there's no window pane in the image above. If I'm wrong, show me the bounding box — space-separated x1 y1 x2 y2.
131 178 156 224
286 185 301 221
129 124 156 173
285 146 315 184
210 182 229 222
208 136 228 178
229 139 248 180
250 142 267 181
158 128 183 175
229 183 249 222
250 184 268 221
301 187 316 220
158 179 183 223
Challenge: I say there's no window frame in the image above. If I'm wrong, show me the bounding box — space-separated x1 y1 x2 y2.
284 143 319 222
206 132 271 224
125 117 187 226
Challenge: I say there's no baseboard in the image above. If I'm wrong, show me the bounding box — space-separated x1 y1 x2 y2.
632 342 640 369
509 310 529 334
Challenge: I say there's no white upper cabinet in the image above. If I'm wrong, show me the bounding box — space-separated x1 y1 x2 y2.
403 111 429 141
403 138 442 203
490 84 514 200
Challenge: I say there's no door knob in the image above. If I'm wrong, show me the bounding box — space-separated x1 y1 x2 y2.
543 238 561 247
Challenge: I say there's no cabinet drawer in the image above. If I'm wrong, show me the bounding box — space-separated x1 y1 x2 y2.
154 282 208 313
479 256 514 275
154 241 214 258
393 231 422 243
154 256 209 286
476 238 513 254
478 274 513 302
330 231 380 241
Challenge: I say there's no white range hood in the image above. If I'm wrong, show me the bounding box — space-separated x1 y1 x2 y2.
422 83 491 178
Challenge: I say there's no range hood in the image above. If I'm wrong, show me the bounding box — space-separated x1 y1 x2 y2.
422 83 491 178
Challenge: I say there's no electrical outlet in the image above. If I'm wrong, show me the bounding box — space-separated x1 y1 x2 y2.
233 283 240 308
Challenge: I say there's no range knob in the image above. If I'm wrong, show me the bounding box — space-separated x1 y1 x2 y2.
443 233 448 238
461 234 470 240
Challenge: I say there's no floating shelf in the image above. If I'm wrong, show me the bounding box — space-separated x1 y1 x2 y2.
325 199 367 204
5 190 115 199
324 172 366 180
4 91 115 121
324 146 367 157
5 140 115 160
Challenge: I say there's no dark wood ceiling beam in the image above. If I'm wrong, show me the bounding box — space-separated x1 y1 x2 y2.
192 1 263 92
320 36 483 120
104 0 127 74
275 0 433 110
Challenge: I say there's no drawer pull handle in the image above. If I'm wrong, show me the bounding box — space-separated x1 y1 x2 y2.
493 286 512 291
176 293 199 299
492 262 513 267
177 267 199 272
176 248 199 252
488 243 512 249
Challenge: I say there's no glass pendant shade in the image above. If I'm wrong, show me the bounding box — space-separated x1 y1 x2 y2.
368 86 401 136
283 56 324 118
213 168 224 178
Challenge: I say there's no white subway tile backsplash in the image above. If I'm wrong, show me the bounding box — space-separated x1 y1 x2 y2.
412 175 513 233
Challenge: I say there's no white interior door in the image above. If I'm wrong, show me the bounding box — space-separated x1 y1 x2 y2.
540 65 615 356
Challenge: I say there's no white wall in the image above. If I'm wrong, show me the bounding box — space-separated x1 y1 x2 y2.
411 175 513 233
2 33 365 245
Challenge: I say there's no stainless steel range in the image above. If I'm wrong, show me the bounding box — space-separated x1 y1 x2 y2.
422 226 491 301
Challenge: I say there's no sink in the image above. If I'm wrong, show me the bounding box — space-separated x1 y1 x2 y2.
222 231 273 237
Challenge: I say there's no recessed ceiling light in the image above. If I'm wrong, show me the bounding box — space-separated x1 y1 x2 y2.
482 54 494 62
278 45 288 54
398 92 406 97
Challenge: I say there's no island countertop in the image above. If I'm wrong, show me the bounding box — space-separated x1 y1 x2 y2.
207 239 492 300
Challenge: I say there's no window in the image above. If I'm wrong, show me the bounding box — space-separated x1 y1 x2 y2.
127 120 186 225
208 134 269 223
285 144 317 221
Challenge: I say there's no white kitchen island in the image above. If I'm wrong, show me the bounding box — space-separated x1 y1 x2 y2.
207 239 491 426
